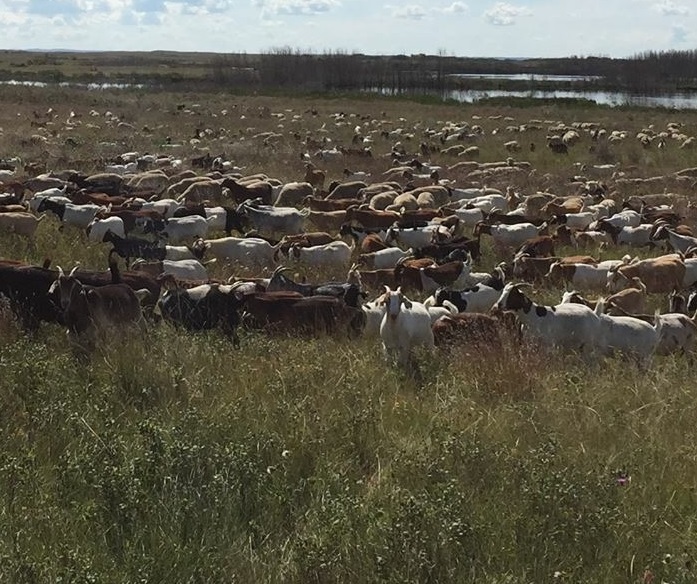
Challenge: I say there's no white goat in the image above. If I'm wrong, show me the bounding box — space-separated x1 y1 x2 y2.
358 247 414 270
594 298 662 367
288 240 353 268
377 286 435 366
193 236 277 266
161 215 210 244
492 282 603 356
131 258 211 281
86 216 125 242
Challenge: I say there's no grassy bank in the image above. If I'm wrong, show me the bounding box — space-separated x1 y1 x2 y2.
2 84 697 582
2 322 697 582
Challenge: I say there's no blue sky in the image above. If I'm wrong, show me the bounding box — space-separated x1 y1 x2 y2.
0 0 694 58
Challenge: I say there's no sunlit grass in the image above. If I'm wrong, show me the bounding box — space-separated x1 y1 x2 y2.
2 85 697 582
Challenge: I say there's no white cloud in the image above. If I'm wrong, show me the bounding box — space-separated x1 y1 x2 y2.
387 2 465 19
254 0 339 17
483 2 531 26
442 1 467 13
654 0 689 16
391 4 427 19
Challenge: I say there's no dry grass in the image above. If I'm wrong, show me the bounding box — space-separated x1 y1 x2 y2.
2 83 697 582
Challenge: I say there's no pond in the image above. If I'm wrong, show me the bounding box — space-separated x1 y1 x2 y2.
448 87 697 109
448 73 603 82
0 79 145 90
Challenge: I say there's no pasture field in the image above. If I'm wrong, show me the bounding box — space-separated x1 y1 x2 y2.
3 83 697 583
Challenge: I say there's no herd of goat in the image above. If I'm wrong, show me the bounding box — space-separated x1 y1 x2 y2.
2 106 697 369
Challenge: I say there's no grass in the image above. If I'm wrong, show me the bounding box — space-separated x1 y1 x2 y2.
2 81 697 582
3 327 697 582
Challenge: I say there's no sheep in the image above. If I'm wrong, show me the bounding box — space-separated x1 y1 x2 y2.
326 181 367 200
376 286 435 367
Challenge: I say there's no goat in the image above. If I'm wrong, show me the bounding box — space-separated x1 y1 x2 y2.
491 282 603 357
48 265 144 356
86 217 126 242
191 236 278 266
607 255 685 294
237 199 310 235
287 240 353 268
131 258 211 281
156 277 241 345
594 298 662 368
376 286 435 366
0 212 45 237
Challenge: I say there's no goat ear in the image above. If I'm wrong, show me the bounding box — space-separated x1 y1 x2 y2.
402 297 412 309
383 285 392 294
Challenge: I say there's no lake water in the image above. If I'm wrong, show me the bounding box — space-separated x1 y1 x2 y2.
448 88 697 109
0 79 144 90
4 77 697 110
448 73 602 82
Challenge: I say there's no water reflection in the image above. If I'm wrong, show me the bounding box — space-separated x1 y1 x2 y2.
0 79 144 90
448 88 697 109
448 73 602 82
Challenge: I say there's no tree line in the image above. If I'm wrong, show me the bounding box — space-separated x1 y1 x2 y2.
205 48 697 95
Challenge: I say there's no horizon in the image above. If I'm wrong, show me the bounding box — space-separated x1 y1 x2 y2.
0 1 694 60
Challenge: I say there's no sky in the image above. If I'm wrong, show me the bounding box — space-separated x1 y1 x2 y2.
0 0 694 59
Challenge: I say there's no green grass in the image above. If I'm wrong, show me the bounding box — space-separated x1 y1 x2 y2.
2 325 697 583
2 82 697 582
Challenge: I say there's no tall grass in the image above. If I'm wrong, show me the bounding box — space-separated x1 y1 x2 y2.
3 85 697 582
2 325 697 582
